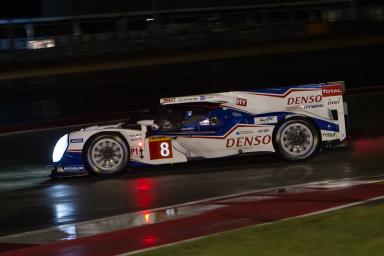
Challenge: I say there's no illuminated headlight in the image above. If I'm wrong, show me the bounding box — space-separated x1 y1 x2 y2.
52 134 68 163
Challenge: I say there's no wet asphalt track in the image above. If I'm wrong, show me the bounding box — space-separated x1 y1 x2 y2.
0 92 383 237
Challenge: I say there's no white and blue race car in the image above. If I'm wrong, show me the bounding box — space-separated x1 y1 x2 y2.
51 81 349 177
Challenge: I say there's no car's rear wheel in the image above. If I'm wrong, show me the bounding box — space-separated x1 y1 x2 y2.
85 134 129 176
274 118 320 161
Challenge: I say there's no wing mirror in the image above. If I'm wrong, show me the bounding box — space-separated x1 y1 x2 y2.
137 120 156 132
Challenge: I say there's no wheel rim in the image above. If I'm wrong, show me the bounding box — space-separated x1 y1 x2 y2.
280 122 314 157
90 138 124 173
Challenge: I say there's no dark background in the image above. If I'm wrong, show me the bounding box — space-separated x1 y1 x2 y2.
0 0 381 18
0 0 41 18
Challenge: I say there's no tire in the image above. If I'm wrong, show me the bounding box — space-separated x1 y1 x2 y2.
274 118 320 161
85 134 129 176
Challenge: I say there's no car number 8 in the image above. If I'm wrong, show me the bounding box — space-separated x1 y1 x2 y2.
160 142 170 157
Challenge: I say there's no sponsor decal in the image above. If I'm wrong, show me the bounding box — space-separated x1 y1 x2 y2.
148 137 171 142
257 128 270 133
226 135 272 148
232 112 242 117
131 147 141 156
322 132 337 138
322 84 343 97
328 99 340 105
177 96 200 103
287 95 322 105
254 116 278 124
286 104 324 111
161 97 176 104
236 98 247 107
63 166 84 172
70 138 83 143
129 133 142 138
161 95 213 104
181 127 195 131
236 130 254 135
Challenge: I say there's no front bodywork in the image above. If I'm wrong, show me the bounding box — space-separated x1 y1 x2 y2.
51 81 348 177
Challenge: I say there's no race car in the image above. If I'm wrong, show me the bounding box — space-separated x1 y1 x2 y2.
51 81 349 177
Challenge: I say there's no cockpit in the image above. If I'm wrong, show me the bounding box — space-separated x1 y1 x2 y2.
154 103 225 133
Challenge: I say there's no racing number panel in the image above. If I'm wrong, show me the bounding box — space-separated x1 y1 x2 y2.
149 137 173 160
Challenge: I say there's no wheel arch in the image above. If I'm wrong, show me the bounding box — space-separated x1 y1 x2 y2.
83 131 131 153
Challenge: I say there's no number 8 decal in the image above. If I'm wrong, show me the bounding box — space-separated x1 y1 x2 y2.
160 142 170 157
149 138 173 160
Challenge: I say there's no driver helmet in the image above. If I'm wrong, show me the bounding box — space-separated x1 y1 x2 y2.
184 110 193 120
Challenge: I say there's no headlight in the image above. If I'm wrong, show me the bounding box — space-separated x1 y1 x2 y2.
52 134 68 163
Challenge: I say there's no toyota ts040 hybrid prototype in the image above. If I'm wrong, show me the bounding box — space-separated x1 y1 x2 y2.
51 82 349 177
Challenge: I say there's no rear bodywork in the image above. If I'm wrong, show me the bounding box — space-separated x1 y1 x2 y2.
51 81 348 177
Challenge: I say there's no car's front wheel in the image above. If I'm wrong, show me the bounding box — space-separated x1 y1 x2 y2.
274 118 320 161
85 134 129 176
